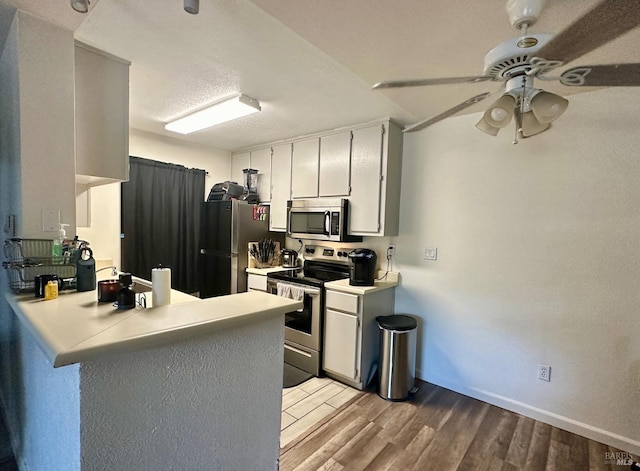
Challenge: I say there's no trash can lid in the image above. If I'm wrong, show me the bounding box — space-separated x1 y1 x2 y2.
376 315 417 331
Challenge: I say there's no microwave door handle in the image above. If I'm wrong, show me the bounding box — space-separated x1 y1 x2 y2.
324 211 331 236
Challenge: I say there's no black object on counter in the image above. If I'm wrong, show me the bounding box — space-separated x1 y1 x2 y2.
348 248 377 286
116 273 135 309
76 246 96 292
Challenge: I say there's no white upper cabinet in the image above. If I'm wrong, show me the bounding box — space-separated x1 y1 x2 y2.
319 131 351 197
349 121 402 237
250 147 272 203
270 144 292 232
231 152 250 187
74 42 130 186
291 138 320 198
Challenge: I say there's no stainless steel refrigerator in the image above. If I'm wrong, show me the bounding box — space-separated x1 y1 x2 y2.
198 200 282 298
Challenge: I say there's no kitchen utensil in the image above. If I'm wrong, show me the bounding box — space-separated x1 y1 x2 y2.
281 249 298 268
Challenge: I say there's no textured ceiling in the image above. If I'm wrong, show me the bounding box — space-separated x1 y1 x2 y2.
3 0 640 151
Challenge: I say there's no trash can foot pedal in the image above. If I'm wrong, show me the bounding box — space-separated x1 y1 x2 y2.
409 386 419 395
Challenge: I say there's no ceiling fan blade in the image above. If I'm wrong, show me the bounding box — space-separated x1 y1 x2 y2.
403 92 491 133
560 63 640 87
372 76 494 89
535 1 640 64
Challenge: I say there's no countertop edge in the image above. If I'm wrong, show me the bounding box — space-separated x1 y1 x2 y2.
324 272 400 295
53 300 298 368
7 291 302 368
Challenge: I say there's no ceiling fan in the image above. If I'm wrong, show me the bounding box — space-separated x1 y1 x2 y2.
373 0 640 142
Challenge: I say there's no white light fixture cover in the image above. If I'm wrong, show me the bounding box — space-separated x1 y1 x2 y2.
520 111 550 137
70 0 89 13
484 95 516 128
530 91 569 123
165 94 261 134
475 116 500 136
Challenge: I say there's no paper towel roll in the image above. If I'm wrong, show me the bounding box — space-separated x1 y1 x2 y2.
152 267 171 307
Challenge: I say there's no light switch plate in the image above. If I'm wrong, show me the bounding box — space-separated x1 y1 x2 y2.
424 248 437 260
42 209 60 232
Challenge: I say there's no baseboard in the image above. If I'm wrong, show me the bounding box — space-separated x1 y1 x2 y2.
418 371 640 456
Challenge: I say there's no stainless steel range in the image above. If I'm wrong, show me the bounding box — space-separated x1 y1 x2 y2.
266 245 353 376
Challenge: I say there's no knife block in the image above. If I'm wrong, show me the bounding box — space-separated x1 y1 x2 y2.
247 241 280 268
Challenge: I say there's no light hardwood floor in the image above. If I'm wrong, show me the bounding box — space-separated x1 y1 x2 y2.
281 376 362 448
280 379 639 471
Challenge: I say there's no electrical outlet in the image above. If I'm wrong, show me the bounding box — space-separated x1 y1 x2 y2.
424 248 437 260
537 364 551 382
387 244 396 259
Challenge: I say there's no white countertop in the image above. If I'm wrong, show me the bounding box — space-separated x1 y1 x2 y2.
324 272 400 295
6 283 302 368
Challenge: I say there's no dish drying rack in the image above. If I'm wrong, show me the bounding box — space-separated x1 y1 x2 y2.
3 238 76 293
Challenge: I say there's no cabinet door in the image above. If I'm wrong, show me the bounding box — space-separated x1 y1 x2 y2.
231 152 250 187
291 138 319 198
75 43 130 183
250 148 272 203
319 132 351 197
270 144 292 232
349 125 384 234
247 273 267 292
323 309 359 380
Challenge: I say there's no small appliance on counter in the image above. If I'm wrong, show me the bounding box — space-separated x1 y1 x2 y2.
116 273 135 310
239 168 259 204
280 249 299 268
206 181 244 201
348 248 377 286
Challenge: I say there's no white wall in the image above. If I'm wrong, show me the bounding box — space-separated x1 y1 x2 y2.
77 128 231 266
395 87 640 454
0 11 81 469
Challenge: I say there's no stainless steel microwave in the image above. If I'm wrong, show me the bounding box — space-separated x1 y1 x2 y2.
287 198 362 242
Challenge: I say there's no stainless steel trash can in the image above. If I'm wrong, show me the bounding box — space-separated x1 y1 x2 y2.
377 314 417 401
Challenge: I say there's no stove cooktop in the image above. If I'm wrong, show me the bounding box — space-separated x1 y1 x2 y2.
267 244 353 288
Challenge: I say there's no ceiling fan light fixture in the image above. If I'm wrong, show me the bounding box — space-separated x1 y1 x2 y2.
530 91 569 123
475 116 500 136
70 0 89 13
484 94 516 128
506 0 546 30
520 111 550 137
165 94 261 134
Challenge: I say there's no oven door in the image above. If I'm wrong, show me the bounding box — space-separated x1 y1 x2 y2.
268 279 322 350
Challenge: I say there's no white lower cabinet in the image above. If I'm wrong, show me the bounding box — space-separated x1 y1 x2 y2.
247 273 267 292
323 287 396 390
324 309 359 380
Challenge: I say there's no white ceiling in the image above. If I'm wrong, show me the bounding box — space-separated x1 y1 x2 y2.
3 0 640 151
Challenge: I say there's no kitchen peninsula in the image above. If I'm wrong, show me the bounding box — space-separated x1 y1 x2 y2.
5 285 302 471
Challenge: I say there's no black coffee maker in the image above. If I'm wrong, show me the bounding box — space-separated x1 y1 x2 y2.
348 249 377 286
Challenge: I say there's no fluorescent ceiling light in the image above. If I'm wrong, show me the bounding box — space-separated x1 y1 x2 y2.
165 94 261 134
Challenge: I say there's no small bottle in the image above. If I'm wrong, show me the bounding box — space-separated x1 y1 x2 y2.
44 280 58 300
52 223 69 260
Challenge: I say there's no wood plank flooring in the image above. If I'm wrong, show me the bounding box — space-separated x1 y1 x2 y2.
280 380 639 471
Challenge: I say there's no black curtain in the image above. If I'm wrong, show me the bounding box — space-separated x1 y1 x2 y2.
121 156 205 294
